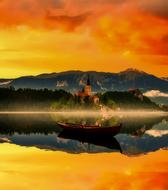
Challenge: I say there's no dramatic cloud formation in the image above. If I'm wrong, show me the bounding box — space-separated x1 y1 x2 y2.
46 11 90 31
0 0 168 77
139 0 168 20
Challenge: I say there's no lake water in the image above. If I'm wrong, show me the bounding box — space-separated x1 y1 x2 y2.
0 112 168 189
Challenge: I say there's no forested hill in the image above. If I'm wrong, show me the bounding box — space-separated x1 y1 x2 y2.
0 88 160 111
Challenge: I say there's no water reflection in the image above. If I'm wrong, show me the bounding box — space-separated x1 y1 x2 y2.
59 131 122 153
0 113 167 155
0 143 167 190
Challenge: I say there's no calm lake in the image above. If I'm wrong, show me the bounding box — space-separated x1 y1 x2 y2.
0 112 168 189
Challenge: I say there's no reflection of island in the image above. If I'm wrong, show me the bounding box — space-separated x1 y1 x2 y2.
58 130 122 153
0 114 166 136
0 113 167 155
0 114 61 135
120 115 168 135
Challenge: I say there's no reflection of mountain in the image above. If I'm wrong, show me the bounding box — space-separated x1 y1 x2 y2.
0 114 122 153
0 133 121 154
116 134 168 156
116 119 168 155
120 116 168 135
0 114 167 155
59 131 122 153
2 69 168 92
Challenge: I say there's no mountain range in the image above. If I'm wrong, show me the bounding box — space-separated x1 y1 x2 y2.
1 69 168 92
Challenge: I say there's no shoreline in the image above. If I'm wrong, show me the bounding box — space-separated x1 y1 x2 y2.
0 110 167 116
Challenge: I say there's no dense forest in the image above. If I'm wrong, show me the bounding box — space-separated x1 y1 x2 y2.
100 91 159 110
0 87 161 111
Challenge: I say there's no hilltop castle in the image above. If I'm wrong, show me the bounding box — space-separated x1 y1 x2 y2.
76 76 99 104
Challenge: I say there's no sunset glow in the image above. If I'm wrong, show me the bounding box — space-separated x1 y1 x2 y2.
0 0 168 78
0 143 167 190
0 2 168 188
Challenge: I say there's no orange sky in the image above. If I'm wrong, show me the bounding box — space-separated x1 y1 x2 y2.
0 0 168 78
0 143 167 190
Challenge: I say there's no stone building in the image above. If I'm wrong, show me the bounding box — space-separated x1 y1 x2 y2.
76 76 99 104
128 88 144 101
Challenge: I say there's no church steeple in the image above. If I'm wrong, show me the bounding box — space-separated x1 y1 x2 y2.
85 75 92 96
87 75 91 86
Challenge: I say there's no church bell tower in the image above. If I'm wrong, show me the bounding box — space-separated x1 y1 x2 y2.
84 76 92 96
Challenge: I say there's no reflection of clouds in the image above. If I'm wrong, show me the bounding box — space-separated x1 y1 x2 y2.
145 130 168 137
56 137 69 144
93 171 168 190
0 143 167 190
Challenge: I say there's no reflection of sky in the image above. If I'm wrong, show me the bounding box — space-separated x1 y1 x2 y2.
0 143 167 190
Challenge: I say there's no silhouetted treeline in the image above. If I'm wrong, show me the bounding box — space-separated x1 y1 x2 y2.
100 91 159 110
0 87 160 111
0 87 73 111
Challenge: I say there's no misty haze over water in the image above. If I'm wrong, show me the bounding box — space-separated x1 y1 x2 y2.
0 111 167 156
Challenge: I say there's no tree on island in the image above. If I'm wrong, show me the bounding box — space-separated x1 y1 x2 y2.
0 87 160 111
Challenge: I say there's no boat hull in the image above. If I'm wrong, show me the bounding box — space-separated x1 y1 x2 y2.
57 122 122 136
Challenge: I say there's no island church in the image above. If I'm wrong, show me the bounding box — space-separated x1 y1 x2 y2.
76 77 100 105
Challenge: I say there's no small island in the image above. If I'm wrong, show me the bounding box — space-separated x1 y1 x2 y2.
0 77 163 112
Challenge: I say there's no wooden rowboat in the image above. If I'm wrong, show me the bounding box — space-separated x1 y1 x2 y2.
57 122 122 136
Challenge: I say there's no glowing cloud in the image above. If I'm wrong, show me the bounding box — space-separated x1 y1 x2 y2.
0 0 168 77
